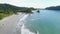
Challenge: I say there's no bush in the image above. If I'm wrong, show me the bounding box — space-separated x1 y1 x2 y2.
0 14 4 20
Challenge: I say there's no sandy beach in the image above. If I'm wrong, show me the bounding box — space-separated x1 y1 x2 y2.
0 13 26 34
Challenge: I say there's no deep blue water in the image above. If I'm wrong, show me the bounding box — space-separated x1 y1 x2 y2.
25 10 60 34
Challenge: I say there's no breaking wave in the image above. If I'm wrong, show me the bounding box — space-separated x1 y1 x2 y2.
17 14 39 34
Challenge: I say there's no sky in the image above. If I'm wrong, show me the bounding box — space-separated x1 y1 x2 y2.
0 0 60 8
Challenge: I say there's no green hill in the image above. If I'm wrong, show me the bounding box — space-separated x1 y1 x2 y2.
45 6 60 10
0 4 35 20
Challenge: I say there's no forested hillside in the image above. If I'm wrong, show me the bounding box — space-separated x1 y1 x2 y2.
0 4 35 20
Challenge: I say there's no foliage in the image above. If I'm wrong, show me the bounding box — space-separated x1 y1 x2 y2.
0 4 36 20
45 6 60 10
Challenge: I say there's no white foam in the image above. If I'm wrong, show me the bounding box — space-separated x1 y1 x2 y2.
21 24 35 34
20 14 29 21
17 14 37 34
20 14 35 34
37 31 39 34
16 14 29 28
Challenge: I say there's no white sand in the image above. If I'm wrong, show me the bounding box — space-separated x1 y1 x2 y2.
0 13 25 34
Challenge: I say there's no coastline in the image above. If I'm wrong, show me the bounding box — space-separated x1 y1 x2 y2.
0 12 36 34
0 13 26 34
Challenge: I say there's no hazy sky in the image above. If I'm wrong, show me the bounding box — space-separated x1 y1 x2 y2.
0 0 60 8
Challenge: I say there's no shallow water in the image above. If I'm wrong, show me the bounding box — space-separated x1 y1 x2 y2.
25 10 60 34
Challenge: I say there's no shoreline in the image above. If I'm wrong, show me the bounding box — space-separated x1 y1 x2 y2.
18 14 36 34
16 14 30 34
0 13 26 34
0 12 36 34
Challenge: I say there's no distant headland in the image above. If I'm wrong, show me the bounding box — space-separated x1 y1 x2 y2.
45 6 60 10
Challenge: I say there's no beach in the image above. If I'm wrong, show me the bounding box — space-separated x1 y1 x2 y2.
0 13 26 34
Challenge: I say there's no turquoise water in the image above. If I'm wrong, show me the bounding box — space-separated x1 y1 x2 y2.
25 10 60 34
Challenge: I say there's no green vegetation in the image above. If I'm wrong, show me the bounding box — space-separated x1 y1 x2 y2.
0 12 14 20
0 14 4 19
45 6 60 10
0 4 36 20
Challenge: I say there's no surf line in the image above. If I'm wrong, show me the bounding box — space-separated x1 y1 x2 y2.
18 14 35 34
17 14 39 34
16 14 29 28
20 14 35 34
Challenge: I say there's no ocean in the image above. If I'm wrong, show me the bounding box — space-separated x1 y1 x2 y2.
22 10 60 34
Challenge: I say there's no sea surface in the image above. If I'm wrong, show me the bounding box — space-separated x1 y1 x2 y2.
23 10 60 34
